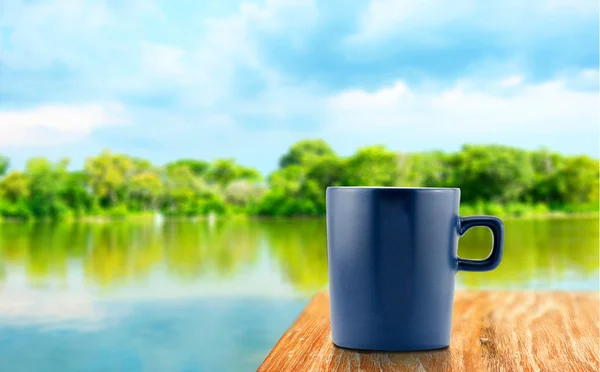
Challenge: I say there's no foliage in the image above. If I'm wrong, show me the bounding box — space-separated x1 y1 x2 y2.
344 145 399 186
278 139 335 168
165 159 209 177
452 145 534 203
62 171 94 216
204 158 262 188
397 151 454 187
224 180 266 208
0 140 598 220
0 171 30 203
128 171 163 211
26 157 71 219
0 156 8 177
84 150 133 207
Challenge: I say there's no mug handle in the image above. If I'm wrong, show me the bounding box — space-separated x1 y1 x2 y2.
457 216 504 272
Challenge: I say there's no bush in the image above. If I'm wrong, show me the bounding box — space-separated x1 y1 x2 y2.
0 200 32 220
533 203 550 215
49 201 72 220
505 203 529 217
459 204 477 216
558 202 599 213
255 191 319 217
460 202 555 218
106 204 129 219
197 196 227 215
483 202 505 217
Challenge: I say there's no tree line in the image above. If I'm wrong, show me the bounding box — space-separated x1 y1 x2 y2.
0 139 597 220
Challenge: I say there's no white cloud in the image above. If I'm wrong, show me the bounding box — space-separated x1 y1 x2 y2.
1 0 111 68
498 75 524 87
347 0 598 45
178 0 318 109
348 0 474 44
324 70 600 135
544 0 598 13
0 103 129 147
561 69 600 90
141 42 186 78
1 0 597 162
0 0 321 152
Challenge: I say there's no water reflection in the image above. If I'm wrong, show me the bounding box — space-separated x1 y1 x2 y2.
161 221 261 279
262 220 328 291
0 217 597 292
457 217 599 289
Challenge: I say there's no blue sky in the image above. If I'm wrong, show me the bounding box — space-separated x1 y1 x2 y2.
1 0 598 174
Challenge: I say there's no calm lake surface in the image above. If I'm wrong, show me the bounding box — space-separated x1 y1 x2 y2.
0 217 597 371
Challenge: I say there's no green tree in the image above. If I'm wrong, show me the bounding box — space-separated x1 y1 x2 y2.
162 164 226 216
162 165 206 215
279 139 335 168
258 139 343 216
130 157 153 173
0 155 8 176
0 171 30 202
0 140 597 220
257 165 317 216
528 149 564 203
345 145 399 186
62 171 94 216
453 145 534 203
302 156 348 213
551 155 599 205
128 171 164 211
25 157 70 219
84 150 133 207
165 159 210 177
205 159 262 188
224 180 265 209
0 171 31 219
397 151 453 187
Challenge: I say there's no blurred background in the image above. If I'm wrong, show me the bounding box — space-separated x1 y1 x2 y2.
0 0 598 371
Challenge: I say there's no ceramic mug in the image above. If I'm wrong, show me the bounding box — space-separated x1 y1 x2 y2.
326 187 504 351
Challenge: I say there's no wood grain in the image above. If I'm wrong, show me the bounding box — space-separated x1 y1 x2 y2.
258 291 599 372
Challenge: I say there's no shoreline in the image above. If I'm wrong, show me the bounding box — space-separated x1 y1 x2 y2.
0 211 597 224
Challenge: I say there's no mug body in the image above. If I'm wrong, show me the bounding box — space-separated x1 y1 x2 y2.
326 187 461 351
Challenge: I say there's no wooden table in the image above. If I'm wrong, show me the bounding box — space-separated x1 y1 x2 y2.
258 291 599 371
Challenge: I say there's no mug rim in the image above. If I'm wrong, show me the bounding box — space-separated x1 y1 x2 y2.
327 186 459 191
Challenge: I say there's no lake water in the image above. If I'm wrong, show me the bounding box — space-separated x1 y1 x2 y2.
0 217 597 371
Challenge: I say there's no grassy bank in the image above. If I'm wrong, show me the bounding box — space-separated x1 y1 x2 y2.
459 201 598 219
0 203 597 223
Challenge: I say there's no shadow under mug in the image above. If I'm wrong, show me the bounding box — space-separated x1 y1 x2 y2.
326 187 504 351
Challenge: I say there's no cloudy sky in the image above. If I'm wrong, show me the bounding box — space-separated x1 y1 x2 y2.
1 0 598 173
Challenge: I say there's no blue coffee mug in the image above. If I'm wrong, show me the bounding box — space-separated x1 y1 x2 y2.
326 187 504 351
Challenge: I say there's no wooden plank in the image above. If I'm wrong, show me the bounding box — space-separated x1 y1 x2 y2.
258 291 600 372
